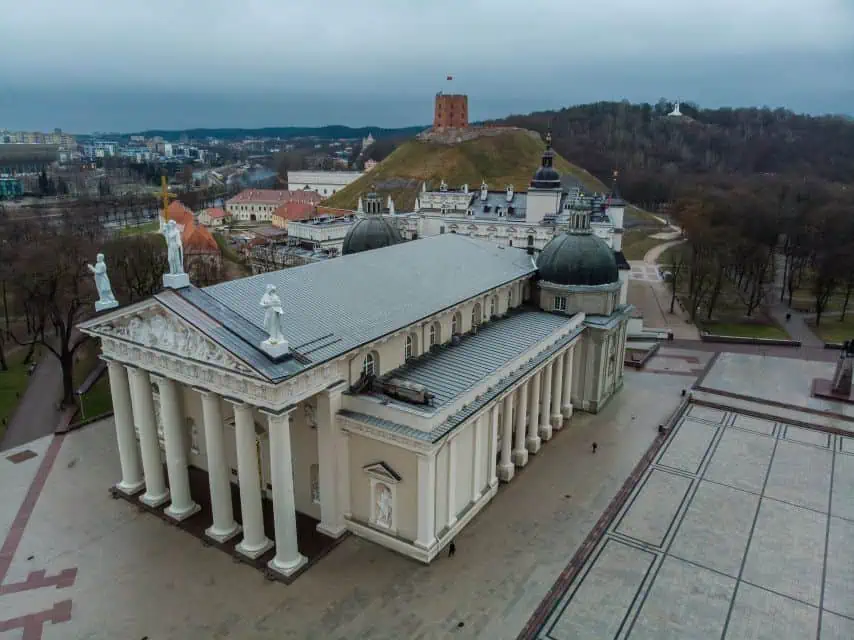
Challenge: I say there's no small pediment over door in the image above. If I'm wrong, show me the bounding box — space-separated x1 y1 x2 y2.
80 301 257 377
363 461 402 484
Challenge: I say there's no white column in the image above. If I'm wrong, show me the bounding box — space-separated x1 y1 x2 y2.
232 403 272 559
107 361 143 494
551 353 565 430
497 393 515 482
562 345 575 418
415 453 437 550
447 435 458 527
526 371 542 454
512 382 529 467
539 363 553 441
128 367 169 508
339 432 351 519
266 410 307 577
199 390 240 542
471 414 484 502
488 405 499 487
316 383 347 538
155 377 199 521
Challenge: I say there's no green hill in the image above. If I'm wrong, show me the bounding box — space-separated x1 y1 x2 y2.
323 129 609 212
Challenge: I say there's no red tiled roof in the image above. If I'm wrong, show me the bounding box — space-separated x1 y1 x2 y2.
203 207 228 219
271 201 316 222
182 223 220 255
315 206 355 218
165 201 195 227
226 189 321 206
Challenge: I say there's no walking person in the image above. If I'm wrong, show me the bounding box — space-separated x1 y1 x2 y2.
449 541 456 557
591 442 598 453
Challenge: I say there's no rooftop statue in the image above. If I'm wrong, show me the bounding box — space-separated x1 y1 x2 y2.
260 284 288 357
88 253 118 312
159 217 185 275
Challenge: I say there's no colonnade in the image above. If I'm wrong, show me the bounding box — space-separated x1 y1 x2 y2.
105 360 308 577
495 343 575 483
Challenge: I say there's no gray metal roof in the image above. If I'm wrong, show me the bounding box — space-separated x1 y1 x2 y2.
470 191 528 220
376 310 569 409
339 316 583 444
176 234 536 381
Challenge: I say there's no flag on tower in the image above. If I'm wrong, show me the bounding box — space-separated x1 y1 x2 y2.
446 75 453 81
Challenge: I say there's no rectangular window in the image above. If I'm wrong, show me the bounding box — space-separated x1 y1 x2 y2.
553 296 567 311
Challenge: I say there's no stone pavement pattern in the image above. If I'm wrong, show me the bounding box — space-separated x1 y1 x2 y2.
0 370 687 639
533 404 854 639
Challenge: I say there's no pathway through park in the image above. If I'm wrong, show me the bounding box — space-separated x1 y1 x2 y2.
1 355 63 451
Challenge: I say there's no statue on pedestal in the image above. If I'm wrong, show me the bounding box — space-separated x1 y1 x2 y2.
159 217 190 289
159 218 184 275
260 284 288 357
88 253 118 312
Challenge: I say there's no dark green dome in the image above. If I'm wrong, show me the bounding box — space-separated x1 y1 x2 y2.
342 216 403 255
537 232 619 286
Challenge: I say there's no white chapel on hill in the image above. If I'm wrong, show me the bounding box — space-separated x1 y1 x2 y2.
80 214 630 573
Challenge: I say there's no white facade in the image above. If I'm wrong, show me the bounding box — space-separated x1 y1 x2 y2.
287 217 353 253
288 171 363 198
80 231 629 572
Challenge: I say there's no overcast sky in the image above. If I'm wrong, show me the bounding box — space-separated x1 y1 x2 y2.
1 0 852 133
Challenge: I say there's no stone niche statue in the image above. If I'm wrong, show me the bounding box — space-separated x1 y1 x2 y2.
88 253 118 312
375 483 392 529
159 217 190 289
260 284 289 357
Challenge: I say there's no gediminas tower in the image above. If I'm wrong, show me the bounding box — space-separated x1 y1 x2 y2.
433 92 468 130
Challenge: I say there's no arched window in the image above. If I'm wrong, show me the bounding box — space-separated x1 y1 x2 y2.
508 287 514 307
452 313 460 336
405 335 413 361
362 352 376 378
429 323 437 347
472 303 482 328
490 296 496 318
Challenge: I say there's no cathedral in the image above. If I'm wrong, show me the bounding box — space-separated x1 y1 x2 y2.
80 199 631 574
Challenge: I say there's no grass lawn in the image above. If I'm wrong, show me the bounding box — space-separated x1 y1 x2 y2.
73 343 112 422
621 229 665 261
119 220 158 236
658 243 690 267
807 316 854 344
0 349 35 441
78 376 112 421
700 321 790 340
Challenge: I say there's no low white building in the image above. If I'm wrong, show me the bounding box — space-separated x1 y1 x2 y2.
226 189 321 223
80 221 629 575
287 214 356 254
288 171 363 198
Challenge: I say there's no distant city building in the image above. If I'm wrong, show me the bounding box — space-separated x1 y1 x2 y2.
226 189 321 222
433 92 469 130
364 159 378 172
0 176 24 199
198 207 230 228
361 132 375 149
271 202 317 230
286 170 363 198
668 100 683 117
0 143 59 173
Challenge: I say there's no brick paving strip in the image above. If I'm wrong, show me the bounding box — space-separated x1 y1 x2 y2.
516 398 690 639
0 434 78 639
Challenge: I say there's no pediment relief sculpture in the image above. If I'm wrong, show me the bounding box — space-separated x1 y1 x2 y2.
99 309 255 375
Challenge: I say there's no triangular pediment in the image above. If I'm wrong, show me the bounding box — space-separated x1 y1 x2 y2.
363 461 402 483
80 301 256 376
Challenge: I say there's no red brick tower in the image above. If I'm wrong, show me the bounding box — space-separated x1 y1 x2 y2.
433 93 468 130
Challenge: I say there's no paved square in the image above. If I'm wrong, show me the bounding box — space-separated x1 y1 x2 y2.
533 405 854 639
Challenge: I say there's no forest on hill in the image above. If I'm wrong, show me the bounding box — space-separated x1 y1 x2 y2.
488 101 854 210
